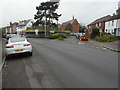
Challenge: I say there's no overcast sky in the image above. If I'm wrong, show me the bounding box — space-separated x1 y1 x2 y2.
0 0 119 27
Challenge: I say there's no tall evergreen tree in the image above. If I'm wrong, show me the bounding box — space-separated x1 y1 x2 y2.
33 1 61 30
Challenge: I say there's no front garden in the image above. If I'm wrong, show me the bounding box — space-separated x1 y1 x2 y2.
88 28 119 42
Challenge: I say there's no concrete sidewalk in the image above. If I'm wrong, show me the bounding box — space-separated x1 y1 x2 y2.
0 38 6 71
0 39 2 89
0 38 6 89
89 39 120 52
0 39 2 71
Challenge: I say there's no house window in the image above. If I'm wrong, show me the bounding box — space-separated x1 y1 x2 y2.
89 26 91 29
112 21 114 26
99 23 101 26
112 30 114 34
96 24 98 27
106 29 107 32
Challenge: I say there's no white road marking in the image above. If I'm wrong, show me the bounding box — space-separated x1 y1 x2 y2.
78 42 84 44
102 48 107 50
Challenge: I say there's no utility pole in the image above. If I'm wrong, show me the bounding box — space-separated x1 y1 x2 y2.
57 20 58 30
45 10 47 38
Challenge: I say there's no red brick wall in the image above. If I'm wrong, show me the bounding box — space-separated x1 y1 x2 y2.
89 22 105 32
87 25 89 30
62 24 66 32
62 19 79 33
72 19 79 33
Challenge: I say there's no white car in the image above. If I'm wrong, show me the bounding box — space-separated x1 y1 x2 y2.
5 36 32 57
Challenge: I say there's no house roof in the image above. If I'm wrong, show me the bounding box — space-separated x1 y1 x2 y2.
62 19 76 26
108 14 120 21
88 15 112 26
18 19 32 26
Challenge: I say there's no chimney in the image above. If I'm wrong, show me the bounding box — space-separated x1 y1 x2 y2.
73 15 74 20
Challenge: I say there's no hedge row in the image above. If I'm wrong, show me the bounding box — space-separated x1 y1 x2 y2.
49 33 66 40
23 30 70 33
97 35 117 42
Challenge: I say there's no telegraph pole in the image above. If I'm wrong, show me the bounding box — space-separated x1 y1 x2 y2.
45 10 47 38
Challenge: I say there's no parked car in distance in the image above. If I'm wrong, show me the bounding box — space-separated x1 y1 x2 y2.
76 33 80 38
5 36 32 57
2 34 7 38
6 34 17 40
79 35 88 41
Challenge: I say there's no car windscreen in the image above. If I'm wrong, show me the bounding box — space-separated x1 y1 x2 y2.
10 37 25 43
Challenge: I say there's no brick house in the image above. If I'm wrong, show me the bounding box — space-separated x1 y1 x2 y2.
62 17 79 33
87 15 112 33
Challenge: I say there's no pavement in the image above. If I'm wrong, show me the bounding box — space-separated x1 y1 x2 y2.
0 39 2 89
67 36 120 52
0 38 7 90
2 38 118 88
0 38 6 71
88 39 120 52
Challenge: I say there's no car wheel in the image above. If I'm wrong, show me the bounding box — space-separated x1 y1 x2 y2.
6 55 9 59
29 52 32 56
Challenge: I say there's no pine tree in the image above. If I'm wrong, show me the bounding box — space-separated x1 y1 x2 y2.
33 1 61 30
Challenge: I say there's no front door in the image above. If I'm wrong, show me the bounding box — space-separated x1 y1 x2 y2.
114 29 116 35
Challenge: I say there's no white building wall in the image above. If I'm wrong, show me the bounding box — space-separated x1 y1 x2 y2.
16 20 33 34
117 19 120 28
105 21 114 34
17 26 26 34
105 19 120 36
116 19 120 36
26 21 32 28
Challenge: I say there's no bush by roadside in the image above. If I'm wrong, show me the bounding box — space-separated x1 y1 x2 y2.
49 33 66 40
59 37 64 40
97 35 117 42
88 28 118 42
90 28 100 39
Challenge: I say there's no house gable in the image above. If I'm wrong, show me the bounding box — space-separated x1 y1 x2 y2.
62 19 79 33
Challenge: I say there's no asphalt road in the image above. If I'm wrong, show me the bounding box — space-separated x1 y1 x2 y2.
2 37 118 88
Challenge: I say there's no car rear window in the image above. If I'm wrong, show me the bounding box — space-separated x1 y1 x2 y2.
10 37 25 43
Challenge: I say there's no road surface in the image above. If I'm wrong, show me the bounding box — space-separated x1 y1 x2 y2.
2 37 118 88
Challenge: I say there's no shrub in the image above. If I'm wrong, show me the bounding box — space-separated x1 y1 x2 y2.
98 35 117 42
49 33 66 39
59 37 63 40
116 36 120 40
94 36 99 41
58 33 66 38
90 28 100 39
98 37 104 42
49 34 56 39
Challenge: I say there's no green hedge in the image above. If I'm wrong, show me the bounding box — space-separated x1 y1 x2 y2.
49 33 66 39
98 35 117 42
